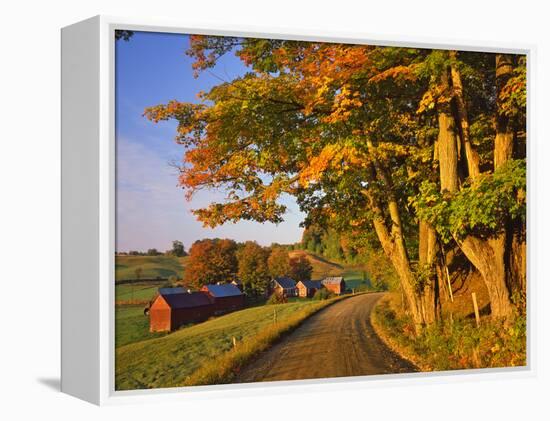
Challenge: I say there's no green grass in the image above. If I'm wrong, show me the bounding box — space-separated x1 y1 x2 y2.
341 267 372 291
115 299 338 390
115 306 168 347
115 283 164 302
115 255 189 281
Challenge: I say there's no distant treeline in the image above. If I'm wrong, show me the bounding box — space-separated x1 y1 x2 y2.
115 277 169 285
117 240 188 257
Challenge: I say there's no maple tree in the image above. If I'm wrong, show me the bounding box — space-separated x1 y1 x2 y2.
184 238 238 289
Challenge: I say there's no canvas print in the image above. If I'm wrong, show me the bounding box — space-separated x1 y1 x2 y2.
114 30 527 391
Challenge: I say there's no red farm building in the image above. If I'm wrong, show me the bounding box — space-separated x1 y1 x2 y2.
271 277 297 297
296 280 323 298
201 283 244 315
321 277 346 295
149 290 213 332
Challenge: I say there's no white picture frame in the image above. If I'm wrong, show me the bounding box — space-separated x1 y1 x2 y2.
61 15 535 406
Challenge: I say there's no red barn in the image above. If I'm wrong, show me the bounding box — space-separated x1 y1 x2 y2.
149 291 213 332
321 277 346 295
296 280 323 298
201 283 244 314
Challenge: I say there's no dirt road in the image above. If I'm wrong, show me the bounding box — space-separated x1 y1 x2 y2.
234 292 417 383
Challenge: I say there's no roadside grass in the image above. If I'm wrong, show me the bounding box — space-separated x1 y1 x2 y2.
115 255 189 281
115 296 349 390
286 296 313 303
371 293 526 371
115 306 167 347
183 295 349 386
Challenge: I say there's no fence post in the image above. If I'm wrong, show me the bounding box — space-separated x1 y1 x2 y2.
471 292 480 328
232 336 237 349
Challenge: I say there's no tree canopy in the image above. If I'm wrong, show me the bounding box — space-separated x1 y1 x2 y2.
146 36 526 328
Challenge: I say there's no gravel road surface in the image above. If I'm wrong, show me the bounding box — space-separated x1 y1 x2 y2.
234 292 417 383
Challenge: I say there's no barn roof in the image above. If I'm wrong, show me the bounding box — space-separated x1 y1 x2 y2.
299 280 322 289
322 277 344 285
203 283 243 298
273 277 297 289
159 291 212 309
158 287 187 295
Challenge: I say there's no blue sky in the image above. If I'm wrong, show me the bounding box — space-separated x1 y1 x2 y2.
115 31 305 252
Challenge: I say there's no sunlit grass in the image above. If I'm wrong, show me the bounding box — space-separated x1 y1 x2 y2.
372 293 526 371
115 255 189 281
115 297 347 390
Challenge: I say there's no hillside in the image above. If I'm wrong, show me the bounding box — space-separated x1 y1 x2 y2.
289 249 370 290
115 255 189 281
289 249 343 278
114 250 370 305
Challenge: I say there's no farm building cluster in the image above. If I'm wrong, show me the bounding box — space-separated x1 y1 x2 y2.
273 276 346 297
148 283 244 332
148 276 346 332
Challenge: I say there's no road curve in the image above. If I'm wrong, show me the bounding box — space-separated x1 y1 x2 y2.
234 292 417 383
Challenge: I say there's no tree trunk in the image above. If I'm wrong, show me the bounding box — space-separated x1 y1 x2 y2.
363 158 426 331
458 235 512 318
495 54 515 169
449 51 481 179
418 220 440 324
369 211 424 330
506 211 527 300
437 71 460 193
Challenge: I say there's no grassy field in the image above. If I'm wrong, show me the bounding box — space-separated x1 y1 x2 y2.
115 255 189 281
115 299 335 390
116 306 167 347
115 283 164 302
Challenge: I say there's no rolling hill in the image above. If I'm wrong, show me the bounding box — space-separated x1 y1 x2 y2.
289 249 370 290
115 255 189 281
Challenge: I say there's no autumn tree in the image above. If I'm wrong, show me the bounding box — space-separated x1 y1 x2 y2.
184 238 238 289
288 256 313 283
145 39 438 329
237 241 271 296
267 247 291 278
